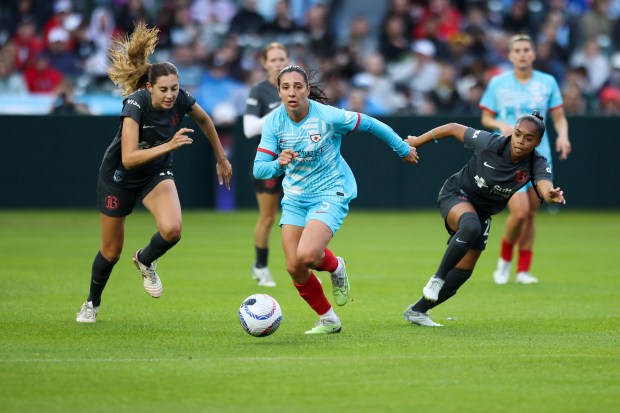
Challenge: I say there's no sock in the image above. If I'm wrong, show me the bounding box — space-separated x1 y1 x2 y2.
412 268 473 313
435 213 480 279
517 250 533 273
500 238 514 262
316 248 338 272
294 272 331 315
255 246 268 268
139 232 179 266
320 307 337 320
87 251 118 307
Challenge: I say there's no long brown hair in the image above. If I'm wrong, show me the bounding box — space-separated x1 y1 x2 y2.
107 23 178 96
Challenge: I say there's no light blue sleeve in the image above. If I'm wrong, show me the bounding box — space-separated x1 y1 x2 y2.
253 112 285 179
356 113 411 158
548 77 564 109
479 77 498 113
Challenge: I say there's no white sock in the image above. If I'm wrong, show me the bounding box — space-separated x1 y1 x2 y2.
332 260 343 274
319 307 337 321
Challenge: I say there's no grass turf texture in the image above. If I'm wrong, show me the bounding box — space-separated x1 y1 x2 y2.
0 210 618 413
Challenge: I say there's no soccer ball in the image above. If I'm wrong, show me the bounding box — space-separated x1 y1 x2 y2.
239 294 283 337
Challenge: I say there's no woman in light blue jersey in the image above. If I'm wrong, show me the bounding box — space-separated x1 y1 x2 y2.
254 65 419 334
480 34 571 285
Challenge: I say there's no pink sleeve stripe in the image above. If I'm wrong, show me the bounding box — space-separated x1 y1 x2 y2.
257 148 278 158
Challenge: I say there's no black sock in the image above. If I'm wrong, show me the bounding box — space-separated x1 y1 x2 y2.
412 268 473 313
139 232 179 266
87 251 118 307
435 213 480 279
255 246 268 268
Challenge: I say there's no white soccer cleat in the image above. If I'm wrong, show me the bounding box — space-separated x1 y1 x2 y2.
252 266 276 287
76 301 99 323
403 305 443 327
515 271 539 284
422 275 445 302
133 250 163 298
493 258 511 285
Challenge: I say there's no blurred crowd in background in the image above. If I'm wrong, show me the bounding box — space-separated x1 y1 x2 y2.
1 0 620 117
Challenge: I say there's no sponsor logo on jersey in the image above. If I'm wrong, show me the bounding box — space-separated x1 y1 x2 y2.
127 99 140 108
310 134 321 143
269 102 280 109
142 125 155 129
246 97 258 106
472 129 481 139
474 175 488 188
490 185 514 198
483 161 496 169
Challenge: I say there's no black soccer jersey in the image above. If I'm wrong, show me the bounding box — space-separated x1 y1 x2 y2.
244 79 280 139
99 88 196 188
445 127 553 216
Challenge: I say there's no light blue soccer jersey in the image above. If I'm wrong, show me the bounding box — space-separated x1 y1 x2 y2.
254 100 409 204
479 70 563 164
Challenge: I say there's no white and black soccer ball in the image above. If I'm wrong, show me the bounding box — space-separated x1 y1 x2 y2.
239 294 282 337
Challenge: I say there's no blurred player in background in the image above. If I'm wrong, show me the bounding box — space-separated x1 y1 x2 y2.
243 42 289 287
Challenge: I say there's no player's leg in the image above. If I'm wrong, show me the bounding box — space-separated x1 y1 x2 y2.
134 178 181 298
281 223 340 334
515 187 541 284
422 202 480 301
494 190 529 284
252 190 279 286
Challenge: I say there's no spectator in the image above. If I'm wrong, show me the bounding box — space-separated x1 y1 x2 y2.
579 0 614 51
352 52 406 113
43 27 83 78
49 79 90 114
0 57 28 94
378 14 410 64
115 0 150 35
10 15 44 71
427 62 466 114
304 4 336 59
570 38 611 94
262 0 304 41
23 52 64 93
228 0 265 37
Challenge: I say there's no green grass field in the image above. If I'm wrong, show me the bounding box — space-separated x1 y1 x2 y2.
0 209 618 413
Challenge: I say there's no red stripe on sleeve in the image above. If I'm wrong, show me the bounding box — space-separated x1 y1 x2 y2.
257 148 278 158
479 106 496 115
549 104 564 111
352 112 361 132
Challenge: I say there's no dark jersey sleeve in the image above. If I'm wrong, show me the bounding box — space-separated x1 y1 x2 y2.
120 92 146 123
245 84 264 118
463 127 501 153
532 151 553 184
178 88 197 114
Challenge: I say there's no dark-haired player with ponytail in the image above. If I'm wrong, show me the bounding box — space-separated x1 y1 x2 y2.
76 23 232 323
480 34 571 285
254 65 419 334
403 111 566 327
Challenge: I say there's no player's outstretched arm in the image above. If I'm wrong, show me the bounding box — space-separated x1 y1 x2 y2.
536 180 566 205
405 123 468 149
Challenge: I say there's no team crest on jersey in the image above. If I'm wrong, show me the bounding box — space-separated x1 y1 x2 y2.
514 170 528 183
171 114 180 127
310 134 321 143
113 169 125 183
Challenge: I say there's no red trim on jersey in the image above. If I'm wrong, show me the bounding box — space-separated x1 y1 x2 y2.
352 112 361 132
257 148 278 158
548 104 564 111
479 105 496 115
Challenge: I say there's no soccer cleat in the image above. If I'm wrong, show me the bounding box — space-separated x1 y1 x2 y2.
515 271 539 284
252 266 276 287
76 301 99 323
304 317 342 334
422 275 445 302
493 258 511 285
330 257 350 306
133 250 163 298
403 305 442 327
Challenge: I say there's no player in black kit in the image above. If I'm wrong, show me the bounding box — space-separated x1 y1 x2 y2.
243 42 289 287
76 24 232 323
402 111 566 327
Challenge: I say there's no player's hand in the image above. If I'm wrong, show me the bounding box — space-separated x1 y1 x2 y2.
169 128 194 150
405 135 422 148
403 146 419 164
216 158 233 190
278 149 298 168
548 187 566 204
556 136 572 160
